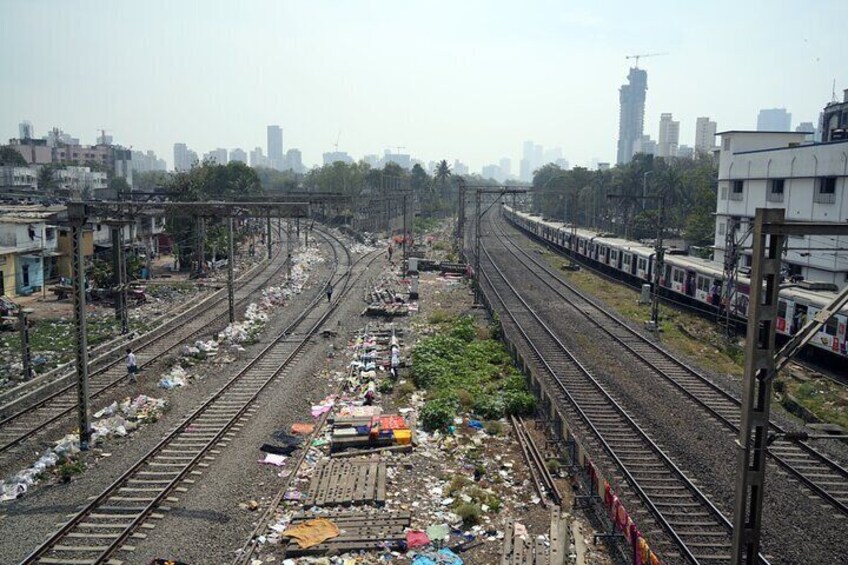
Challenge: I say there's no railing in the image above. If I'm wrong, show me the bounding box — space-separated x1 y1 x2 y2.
814 191 836 204
766 191 784 203
729 191 744 201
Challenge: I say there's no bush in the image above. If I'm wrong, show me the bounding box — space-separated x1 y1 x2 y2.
473 395 504 420
378 379 394 394
454 502 481 526
450 316 477 342
504 390 537 416
396 381 416 399
428 309 453 324
421 398 457 431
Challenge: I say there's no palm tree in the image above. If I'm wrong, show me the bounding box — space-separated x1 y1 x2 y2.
433 160 451 198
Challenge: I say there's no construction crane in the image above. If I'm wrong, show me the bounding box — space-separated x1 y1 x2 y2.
391 146 406 154
625 52 667 68
333 130 341 152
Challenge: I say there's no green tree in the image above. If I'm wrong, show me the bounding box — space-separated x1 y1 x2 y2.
133 170 171 191
109 176 131 197
434 160 451 198
0 146 27 167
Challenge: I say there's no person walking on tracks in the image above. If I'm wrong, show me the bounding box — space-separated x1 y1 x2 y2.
326 282 333 303
387 243 394 263
126 348 139 384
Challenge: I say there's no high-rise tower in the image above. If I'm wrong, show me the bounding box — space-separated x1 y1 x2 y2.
267 125 283 169
616 67 648 165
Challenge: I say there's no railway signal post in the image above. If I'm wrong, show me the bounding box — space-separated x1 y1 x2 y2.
731 207 848 564
227 215 236 323
68 203 92 450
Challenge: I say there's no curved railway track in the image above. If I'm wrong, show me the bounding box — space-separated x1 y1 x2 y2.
490 211 848 518
21 229 379 565
0 233 292 461
478 216 769 565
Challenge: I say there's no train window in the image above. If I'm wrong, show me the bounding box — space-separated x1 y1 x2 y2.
638 258 647 270
824 316 838 336
777 301 787 318
673 269 685 283
697 276 710 292
623 254 631 266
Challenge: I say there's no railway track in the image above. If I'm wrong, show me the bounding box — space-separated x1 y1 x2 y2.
21 229 378 565
478 222 769 564
0 232 291 462
489 211 848 518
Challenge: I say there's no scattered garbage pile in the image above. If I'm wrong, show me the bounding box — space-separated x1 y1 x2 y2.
157 246 324 389
0 394 167 502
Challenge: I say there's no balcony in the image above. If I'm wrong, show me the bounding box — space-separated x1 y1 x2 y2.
729 191 744 201
814 191 836 204
766 191 784 203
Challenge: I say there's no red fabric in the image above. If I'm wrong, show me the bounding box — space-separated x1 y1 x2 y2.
406 530 430 548
604 482 613 509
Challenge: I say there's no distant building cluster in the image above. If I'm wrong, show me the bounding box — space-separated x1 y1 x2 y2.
174 124 306 174
614 67 823 165
0 122 160 196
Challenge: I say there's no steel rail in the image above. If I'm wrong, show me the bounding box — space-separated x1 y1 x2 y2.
232 248 386 565
0 235 291 457
478 226 770 565
20 228 358 565
491 211 848 517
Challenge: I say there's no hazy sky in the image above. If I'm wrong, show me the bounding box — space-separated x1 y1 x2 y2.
2 1 846 172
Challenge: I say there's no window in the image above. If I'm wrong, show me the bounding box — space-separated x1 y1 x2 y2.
778 301 787 319
697 276 710 292
623 254 631 266
720 185 728 200
638 258 647 271
730 180 744 200
718 222 726 236
767 179 785 203
824 316 838 336
815 177 837 204
723 137 731 150
673 269 685 283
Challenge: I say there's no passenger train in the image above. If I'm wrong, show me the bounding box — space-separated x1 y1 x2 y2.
502 205 848 361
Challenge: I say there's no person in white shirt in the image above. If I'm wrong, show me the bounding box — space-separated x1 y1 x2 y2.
126 348 138 383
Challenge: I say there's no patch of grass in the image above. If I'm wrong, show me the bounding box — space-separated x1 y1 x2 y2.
428 309 453 325
447 475 472 496
396 381 416 399
412 315 534 428
484 420 503 436
56 458 85 483
453 502 481 526
786 378 848 430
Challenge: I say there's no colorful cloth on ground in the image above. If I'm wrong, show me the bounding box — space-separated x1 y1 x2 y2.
637 537 650 565
282 518 340 549
604 481 613 509
291 422 314 435
406 529 430 548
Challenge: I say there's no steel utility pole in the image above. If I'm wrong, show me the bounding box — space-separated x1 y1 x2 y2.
18 308 32 381
402 193 408 264
731 208 848 564
474 188 481 304
607 192 665 331
227 216 235 324
457 179 466 261
69 203 91 450
266 212 272 259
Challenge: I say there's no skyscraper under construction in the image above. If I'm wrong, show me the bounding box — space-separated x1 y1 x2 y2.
616 67 648 165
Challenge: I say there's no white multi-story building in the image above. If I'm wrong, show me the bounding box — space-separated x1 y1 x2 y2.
0 166 38 191
714 130 848 288
695 117 717 155
658 113 680 158
55 166 108 197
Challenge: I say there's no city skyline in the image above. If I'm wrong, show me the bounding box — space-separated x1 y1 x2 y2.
2 1 846 172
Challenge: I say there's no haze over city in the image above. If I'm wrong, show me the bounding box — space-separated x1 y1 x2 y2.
2 0 847 170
